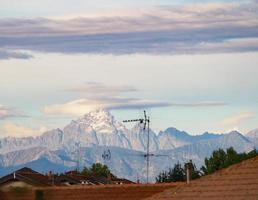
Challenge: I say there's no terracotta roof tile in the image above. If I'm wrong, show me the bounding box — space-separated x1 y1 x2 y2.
0 167 51 187
146 156 258 200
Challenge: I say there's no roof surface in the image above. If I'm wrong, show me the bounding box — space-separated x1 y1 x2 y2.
146 156 258 200
0 183 181 200
0 167 51 187
42 183 180 200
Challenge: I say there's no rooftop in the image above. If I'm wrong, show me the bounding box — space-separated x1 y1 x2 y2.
146 155 258 200
0 167 52 187
0 183 181 200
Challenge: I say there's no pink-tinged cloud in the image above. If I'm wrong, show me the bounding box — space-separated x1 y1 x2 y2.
0 105 27 119
0 122 48 138
42 82 227 116
222 112 255 127
0 2 258 58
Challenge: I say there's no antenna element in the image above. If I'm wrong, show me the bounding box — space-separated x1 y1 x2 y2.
123 110 151 183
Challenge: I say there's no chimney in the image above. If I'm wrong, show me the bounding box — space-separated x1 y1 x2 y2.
107 172 112 182
48 171 52 179
136 173 140 184
48 171 54 185
185 162 192 184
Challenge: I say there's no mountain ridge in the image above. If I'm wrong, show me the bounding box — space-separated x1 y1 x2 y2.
0 109 257 182
0 109 224 153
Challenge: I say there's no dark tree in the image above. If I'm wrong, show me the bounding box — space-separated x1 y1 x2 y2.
187 160 201 180
201 147 258 175
81 163 110 178
81 166 91 176
169 162 185 182
156 161 200 183
201 148 227 175
90 163 110 178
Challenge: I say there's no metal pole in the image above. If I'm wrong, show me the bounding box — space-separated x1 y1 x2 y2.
123 111 151 184
146 117 150 184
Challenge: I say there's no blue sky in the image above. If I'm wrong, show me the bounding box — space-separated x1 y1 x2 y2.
0 0 258 137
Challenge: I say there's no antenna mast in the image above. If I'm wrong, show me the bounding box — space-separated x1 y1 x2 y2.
123 110 151 183
75 141 80 171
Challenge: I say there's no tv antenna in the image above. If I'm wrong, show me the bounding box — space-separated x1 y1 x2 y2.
75 141 81 171
102 149 112 161
123 110 151 183
126 152 172 182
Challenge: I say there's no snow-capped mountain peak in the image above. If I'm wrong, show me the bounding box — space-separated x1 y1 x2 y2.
1 110 258 182
62 109 131 149
246 128 258 138
71 109 126 134
84 109 113 122
227 130 250 141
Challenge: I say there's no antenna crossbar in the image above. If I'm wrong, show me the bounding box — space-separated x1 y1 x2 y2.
123 110 151 183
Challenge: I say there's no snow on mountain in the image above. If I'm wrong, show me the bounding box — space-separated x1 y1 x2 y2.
158 127 222 150
125 123 159 151
0 109 166 154
246 128 258 138
0 109 133 154
0 146 75 168
0 131 253 182
0 136 36 154
0 146 48 167
158 127 193 149
245 128 258 148
0 129 63 154
0 157 72 178
0 145 150 182
0 109 257 182
39 128 64 149
0 109 220 154
62 109 131 149
155 131 254 168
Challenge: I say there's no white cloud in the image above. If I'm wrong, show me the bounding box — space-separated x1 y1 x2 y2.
42 98 170 116
222 112 255 127
0 1 258 57
170 101 227 107
42 99 227 116
67 82 137 97
42 82 227 116
0 49 32 60
0 122 48 138
42 99 97 116
0 104 27 119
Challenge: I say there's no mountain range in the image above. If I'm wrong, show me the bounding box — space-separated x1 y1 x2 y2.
0 109 257 182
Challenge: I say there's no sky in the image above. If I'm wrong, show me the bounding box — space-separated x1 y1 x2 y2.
0 0 258 137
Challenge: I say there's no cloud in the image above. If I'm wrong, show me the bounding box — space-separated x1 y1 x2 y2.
0 122 48 138
43 82 170 115
67 82 137 97
0 104 27 119
0 49 32 60
42 99 227 116
222 112 255 127
0 2 258 58
170 101 227 107
42 82 227 116
42 98 170 116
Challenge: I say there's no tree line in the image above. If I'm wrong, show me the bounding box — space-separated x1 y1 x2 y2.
156 147 258 183
75 147 258 183
80 163 111 178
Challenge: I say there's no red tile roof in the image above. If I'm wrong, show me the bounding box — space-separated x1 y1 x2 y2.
41 183 181 200
0 167 51 187
146 156 258 200
0 183 181 200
